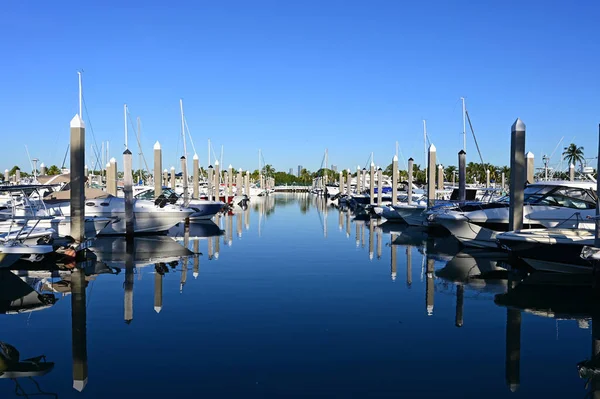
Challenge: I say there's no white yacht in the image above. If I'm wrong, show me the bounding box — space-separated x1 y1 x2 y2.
0 185 112 238
44 188 193 235
434 181 597 248
497 228 595 274
134 187 225 220
0 241 54 269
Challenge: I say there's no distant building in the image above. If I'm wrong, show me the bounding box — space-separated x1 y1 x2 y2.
331 165 337 172
297 165 303 177
288 168 293 175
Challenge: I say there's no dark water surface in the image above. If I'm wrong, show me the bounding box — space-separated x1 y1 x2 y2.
1 194 596 398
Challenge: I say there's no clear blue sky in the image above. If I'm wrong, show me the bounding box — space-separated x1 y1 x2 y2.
1 0 598 174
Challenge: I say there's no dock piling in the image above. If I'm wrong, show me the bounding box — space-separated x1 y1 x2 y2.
70 114 86 243
458 150 466 201
154 142 162 198
123 148 134 236
170 166 175 190
369 163 375 205
526 151 535 184
408 158 414 205
569 163 575 181
392 156 398 206
509 119 526 231
427 144 436 208
192 154 199 199
377 167 383 205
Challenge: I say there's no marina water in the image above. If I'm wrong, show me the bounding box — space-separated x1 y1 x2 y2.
1 194 594 398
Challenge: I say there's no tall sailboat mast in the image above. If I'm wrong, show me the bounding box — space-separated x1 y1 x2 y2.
461 97 466 152
124 104 128 149
180 99 187 159
423 120 427 183
77 71 83 118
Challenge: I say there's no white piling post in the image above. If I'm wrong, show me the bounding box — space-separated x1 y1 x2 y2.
123 148 134 236
459 150 466 201
526 151 535 184
192 154 199 199
407 158 414 205
509 119 526 231
153 142 162 198
427 144 436 208
569 163 575 181
392 155 398 206
70 114 86 243
369 163 375 205
377 167 383 204
170 166 176 190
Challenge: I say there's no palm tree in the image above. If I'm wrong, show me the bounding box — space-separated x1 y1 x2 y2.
562 143 585 170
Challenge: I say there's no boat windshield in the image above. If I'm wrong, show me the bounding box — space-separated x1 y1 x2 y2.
497 185 597 209
135 188 178 200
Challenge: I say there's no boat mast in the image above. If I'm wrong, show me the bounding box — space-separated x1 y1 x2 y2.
77 71 83 118
137 117 142 184
124 104 128 149
324 148 328 185
461 97 466 152
180 99 187 159
423 120 427 183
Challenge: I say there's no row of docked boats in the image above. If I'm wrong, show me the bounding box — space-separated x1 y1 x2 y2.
0 180 230 269
329 179 600 274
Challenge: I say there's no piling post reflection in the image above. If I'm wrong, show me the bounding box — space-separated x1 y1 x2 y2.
426 256 434 316
237 211 243 237
368 221 374 260
154 264 163 313
227 213 233 246
345 210 351 238
355 223 360 247
124 240 134 324
215 232 221 259
406 245 413 287
361 222 365 248
338 209 343 231
223 214 228 245
505 271 521 392
193 240 200 279
208 234 214 260
390 233 397 281
376 226 382 260
244 206 250 230
455 284 464 327
71 267 88 392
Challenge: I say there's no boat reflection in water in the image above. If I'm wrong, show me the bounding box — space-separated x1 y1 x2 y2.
494 268 600 396
0 270 59 314
436 250 509 294
90 236 195 269
0 340 55 396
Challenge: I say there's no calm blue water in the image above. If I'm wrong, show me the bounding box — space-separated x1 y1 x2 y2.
0 194 596 398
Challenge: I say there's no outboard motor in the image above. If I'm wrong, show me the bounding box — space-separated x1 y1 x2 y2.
168 192 179 205
154 194 169 208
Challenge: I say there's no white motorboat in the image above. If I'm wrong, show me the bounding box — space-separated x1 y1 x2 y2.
0 185 113 237
0 225 55 246
434 181 597 248
44 188 193 235
0 241 54 269
497 228 595 274
134 188 225 220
